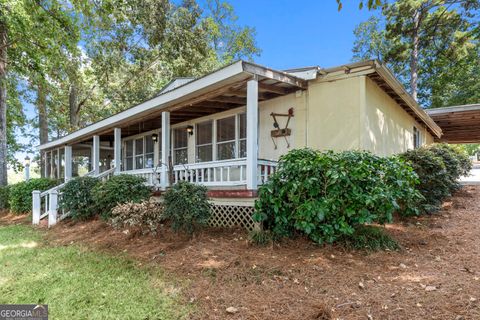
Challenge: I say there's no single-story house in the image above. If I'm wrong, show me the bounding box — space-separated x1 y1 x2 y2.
33 59 442 229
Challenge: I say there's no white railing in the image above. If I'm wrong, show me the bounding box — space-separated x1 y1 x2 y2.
96 167 116 182
172 158 278 187
122 167 160 187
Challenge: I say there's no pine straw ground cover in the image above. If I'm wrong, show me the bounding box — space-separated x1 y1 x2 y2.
2 186 480 319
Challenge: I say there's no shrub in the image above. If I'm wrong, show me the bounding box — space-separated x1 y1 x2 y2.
339 225 400 251
9 178 57 214
253 148 421 244
59 177 100 220
109 200 165 235
400 144 471 213
248 229 273 246
163 181 211 235
428 143 472 191
0 185 10 210
92 174 151 219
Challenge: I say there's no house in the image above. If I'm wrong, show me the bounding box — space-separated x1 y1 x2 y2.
32 60 442 229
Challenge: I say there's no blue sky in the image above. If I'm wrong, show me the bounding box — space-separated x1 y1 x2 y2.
227 0 375 69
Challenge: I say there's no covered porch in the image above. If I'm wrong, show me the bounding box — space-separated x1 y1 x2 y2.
38 61 307 192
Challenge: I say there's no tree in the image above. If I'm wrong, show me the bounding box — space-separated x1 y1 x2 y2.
352 0 480 107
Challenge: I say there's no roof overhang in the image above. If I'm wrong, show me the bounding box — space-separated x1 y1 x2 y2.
426 104 480 143
39 61 308 151
318 60 443 139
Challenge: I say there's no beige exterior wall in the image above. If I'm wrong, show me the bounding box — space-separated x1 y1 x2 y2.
305 77 363 151
362 76 433 156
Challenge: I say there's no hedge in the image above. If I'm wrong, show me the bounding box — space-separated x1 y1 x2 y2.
253 149 421 244
59 177 100 220
9 178 58 214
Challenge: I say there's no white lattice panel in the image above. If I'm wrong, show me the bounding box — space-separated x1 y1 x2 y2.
209 204 256 231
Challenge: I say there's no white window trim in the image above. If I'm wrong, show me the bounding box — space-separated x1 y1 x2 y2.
172 127 188 165
122 129 161 171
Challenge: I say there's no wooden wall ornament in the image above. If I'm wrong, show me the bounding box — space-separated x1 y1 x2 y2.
270 108 294 149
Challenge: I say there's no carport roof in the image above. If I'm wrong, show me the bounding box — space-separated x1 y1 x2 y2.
426 104 480 143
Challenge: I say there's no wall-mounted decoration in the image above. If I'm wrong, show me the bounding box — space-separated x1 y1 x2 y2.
270 108 294 149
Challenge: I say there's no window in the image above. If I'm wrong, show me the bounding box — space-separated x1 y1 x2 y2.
217 116 236 160
125 140 134 170
145 135 155 168
196 121 213 162
124 134 158 171
413 126 421 149
238 113 247 158
173 128 188 165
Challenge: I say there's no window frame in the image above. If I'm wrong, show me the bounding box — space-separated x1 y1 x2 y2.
413 126 422 149
122 129 161 171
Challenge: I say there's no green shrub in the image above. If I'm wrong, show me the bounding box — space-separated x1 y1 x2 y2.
0 185 10 210
339 225 400 251
428 143 472 191
400 144 471 213
109 200 165 235
163 181 211 235
92 174 151 219
253 148 421 244
59 177 100 220
9 178 58 214
248 229 273 246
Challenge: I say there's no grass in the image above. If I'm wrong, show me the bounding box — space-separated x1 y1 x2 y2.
0 224 189 319
340 225 401 252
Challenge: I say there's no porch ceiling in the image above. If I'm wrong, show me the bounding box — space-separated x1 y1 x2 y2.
39 61 307 151
426 104 480 143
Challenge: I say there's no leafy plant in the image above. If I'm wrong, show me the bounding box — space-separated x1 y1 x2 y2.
92 175 151 219
400 144 471 213
59 177 100 220
254 148 421 244
248 229 273 246
163 181 211 235
9 178 58 214
110 200 165 235
339 225 400 252
0 185 10 210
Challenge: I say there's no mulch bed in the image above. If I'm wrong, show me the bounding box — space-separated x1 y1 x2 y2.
2 186 479 319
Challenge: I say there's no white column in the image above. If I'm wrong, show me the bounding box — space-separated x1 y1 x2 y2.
50 151 54 179
64 146 72 182
48 190 58 227
246 78 259 190
93 135 100 175
43 152 48 178
114 128 121 174
32 190 41 225
161 111 170 190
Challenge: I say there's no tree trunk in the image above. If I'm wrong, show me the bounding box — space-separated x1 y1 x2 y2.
69 83 79 130
410 9 420 101
37 85 48 178
0 21 8 186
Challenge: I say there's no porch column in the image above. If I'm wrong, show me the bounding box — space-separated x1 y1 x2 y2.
114 128 121 174
64 145 72 182
160 111 170 190
50 151 54 179
43 152 48 178
93 135 100 175
246 78 258 190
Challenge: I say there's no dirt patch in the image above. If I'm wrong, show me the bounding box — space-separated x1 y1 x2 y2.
8 186 480 319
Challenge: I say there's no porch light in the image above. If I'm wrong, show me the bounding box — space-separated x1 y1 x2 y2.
24 156 31 167
186 125 194 136
152 133 158 142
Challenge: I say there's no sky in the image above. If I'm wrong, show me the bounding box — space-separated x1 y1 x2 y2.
225 0 376 69
13 1 376 167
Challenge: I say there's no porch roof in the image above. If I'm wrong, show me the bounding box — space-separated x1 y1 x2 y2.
39 60 308 151
426 104 480 143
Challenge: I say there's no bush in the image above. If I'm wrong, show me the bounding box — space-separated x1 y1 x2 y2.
163 181 211 235
59 177 100 220
92 174 151 219
109 200 165 235
400 144 472 213
9 178 58 214
0 185 10 210
253 148 421 244
339 225 400 251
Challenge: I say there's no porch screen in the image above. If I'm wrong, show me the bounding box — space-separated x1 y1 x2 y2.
239 113 247 158
217 116 236 160
196 120 213 162
174 128 188 165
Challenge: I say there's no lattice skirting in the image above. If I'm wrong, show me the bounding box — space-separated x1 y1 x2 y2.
209 204 257 231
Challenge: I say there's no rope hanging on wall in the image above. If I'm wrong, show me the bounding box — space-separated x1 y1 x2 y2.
270 108 294 149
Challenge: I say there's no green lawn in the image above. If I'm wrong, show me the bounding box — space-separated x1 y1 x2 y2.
0 224 189 319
